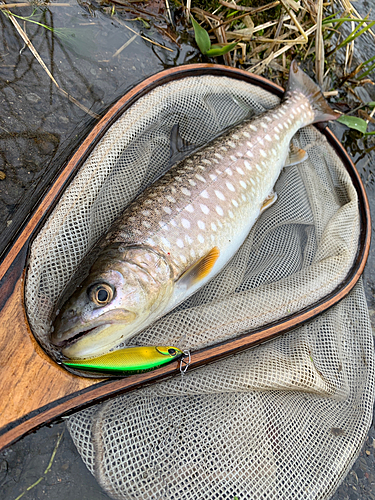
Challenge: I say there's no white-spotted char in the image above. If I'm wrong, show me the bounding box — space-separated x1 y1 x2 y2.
52 61 340 359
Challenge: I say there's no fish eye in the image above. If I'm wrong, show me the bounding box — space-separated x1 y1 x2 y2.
168 348 177 356
88 283 114 307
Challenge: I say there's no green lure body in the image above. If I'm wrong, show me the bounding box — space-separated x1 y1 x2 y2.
63 345 183 374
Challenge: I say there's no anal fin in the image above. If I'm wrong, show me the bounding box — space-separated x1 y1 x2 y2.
177 247 220 289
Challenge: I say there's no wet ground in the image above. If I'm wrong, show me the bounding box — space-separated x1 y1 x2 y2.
0 1 375 499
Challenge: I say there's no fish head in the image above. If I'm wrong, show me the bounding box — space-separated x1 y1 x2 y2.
51 245 174 359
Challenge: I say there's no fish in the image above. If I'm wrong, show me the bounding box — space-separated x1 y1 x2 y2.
62 345 183 374
52 60 340 359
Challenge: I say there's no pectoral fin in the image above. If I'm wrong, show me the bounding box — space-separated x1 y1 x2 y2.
285 144 307 166
261 191 277 213
177 247 220 289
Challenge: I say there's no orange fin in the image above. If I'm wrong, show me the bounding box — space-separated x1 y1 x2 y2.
177 247 220 288
285 144 307 167
261 191 277 214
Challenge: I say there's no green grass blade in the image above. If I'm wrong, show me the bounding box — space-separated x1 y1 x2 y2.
333 20 375 54
191 15 211 54
337 115 368 133
206 41 238 57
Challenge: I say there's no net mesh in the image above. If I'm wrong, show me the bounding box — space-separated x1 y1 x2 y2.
24 73 374 499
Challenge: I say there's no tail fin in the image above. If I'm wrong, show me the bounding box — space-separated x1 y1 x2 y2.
287 60 340 124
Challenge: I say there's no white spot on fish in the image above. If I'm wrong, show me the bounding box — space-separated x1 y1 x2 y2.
190 248 196 258
232 199 239 207
215 153 223 160
161 236 171 248
246 151 254 158
142 210 151 216
226 181 235 192
198 220 205 230
228 141 236 149
228 210 234 218
220 146 228 152
216 206 224 216
211 222 217 231
147 238 155 246
180 255 187 264
216 169 223 175
244 160 252 171
241 194 246 201
272 148 276 155
185 204 194 213
274 134 280 141
162 225 169 231
210 174 217 181
250 178 256 186
232 134 239 140
163 206 172 215
242 131 250 138
215 190 225 201
166 195 176 203
256 164 262 172
247 142 253 148
230 155 237 162
181 187 191 196
265 134 272 142
240 180 247 189
196 174 206 183
201 190 209 199
265 116 272 122
143 221 151 228
189 179 197 187
198 234 204 244
176 238 184 248
170 220 177 227
260 122 267 129
181 218 190 229
236 151 244 157
250 124 257 131
202 159 211 165
260 150 267 158
185 235 193 244
257 137 264 146
225 168 233 176
236 167 245 175
200 204 209 214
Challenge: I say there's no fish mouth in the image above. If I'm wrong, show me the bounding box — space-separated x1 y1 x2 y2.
51 323 110 348
54 312 139 359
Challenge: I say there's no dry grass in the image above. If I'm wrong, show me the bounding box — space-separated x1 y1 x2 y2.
188 0 375 94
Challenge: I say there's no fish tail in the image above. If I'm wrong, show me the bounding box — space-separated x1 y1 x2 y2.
286 60 340 124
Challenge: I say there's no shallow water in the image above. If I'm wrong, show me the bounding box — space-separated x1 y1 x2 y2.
1 1 375 499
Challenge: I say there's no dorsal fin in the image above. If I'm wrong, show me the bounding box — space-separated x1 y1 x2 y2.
177 247 220 289
169 124 198 166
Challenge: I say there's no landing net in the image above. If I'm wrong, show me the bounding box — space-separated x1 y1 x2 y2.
24 73 374 499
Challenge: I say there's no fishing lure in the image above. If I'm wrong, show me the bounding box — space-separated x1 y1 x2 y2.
63 345 183 374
